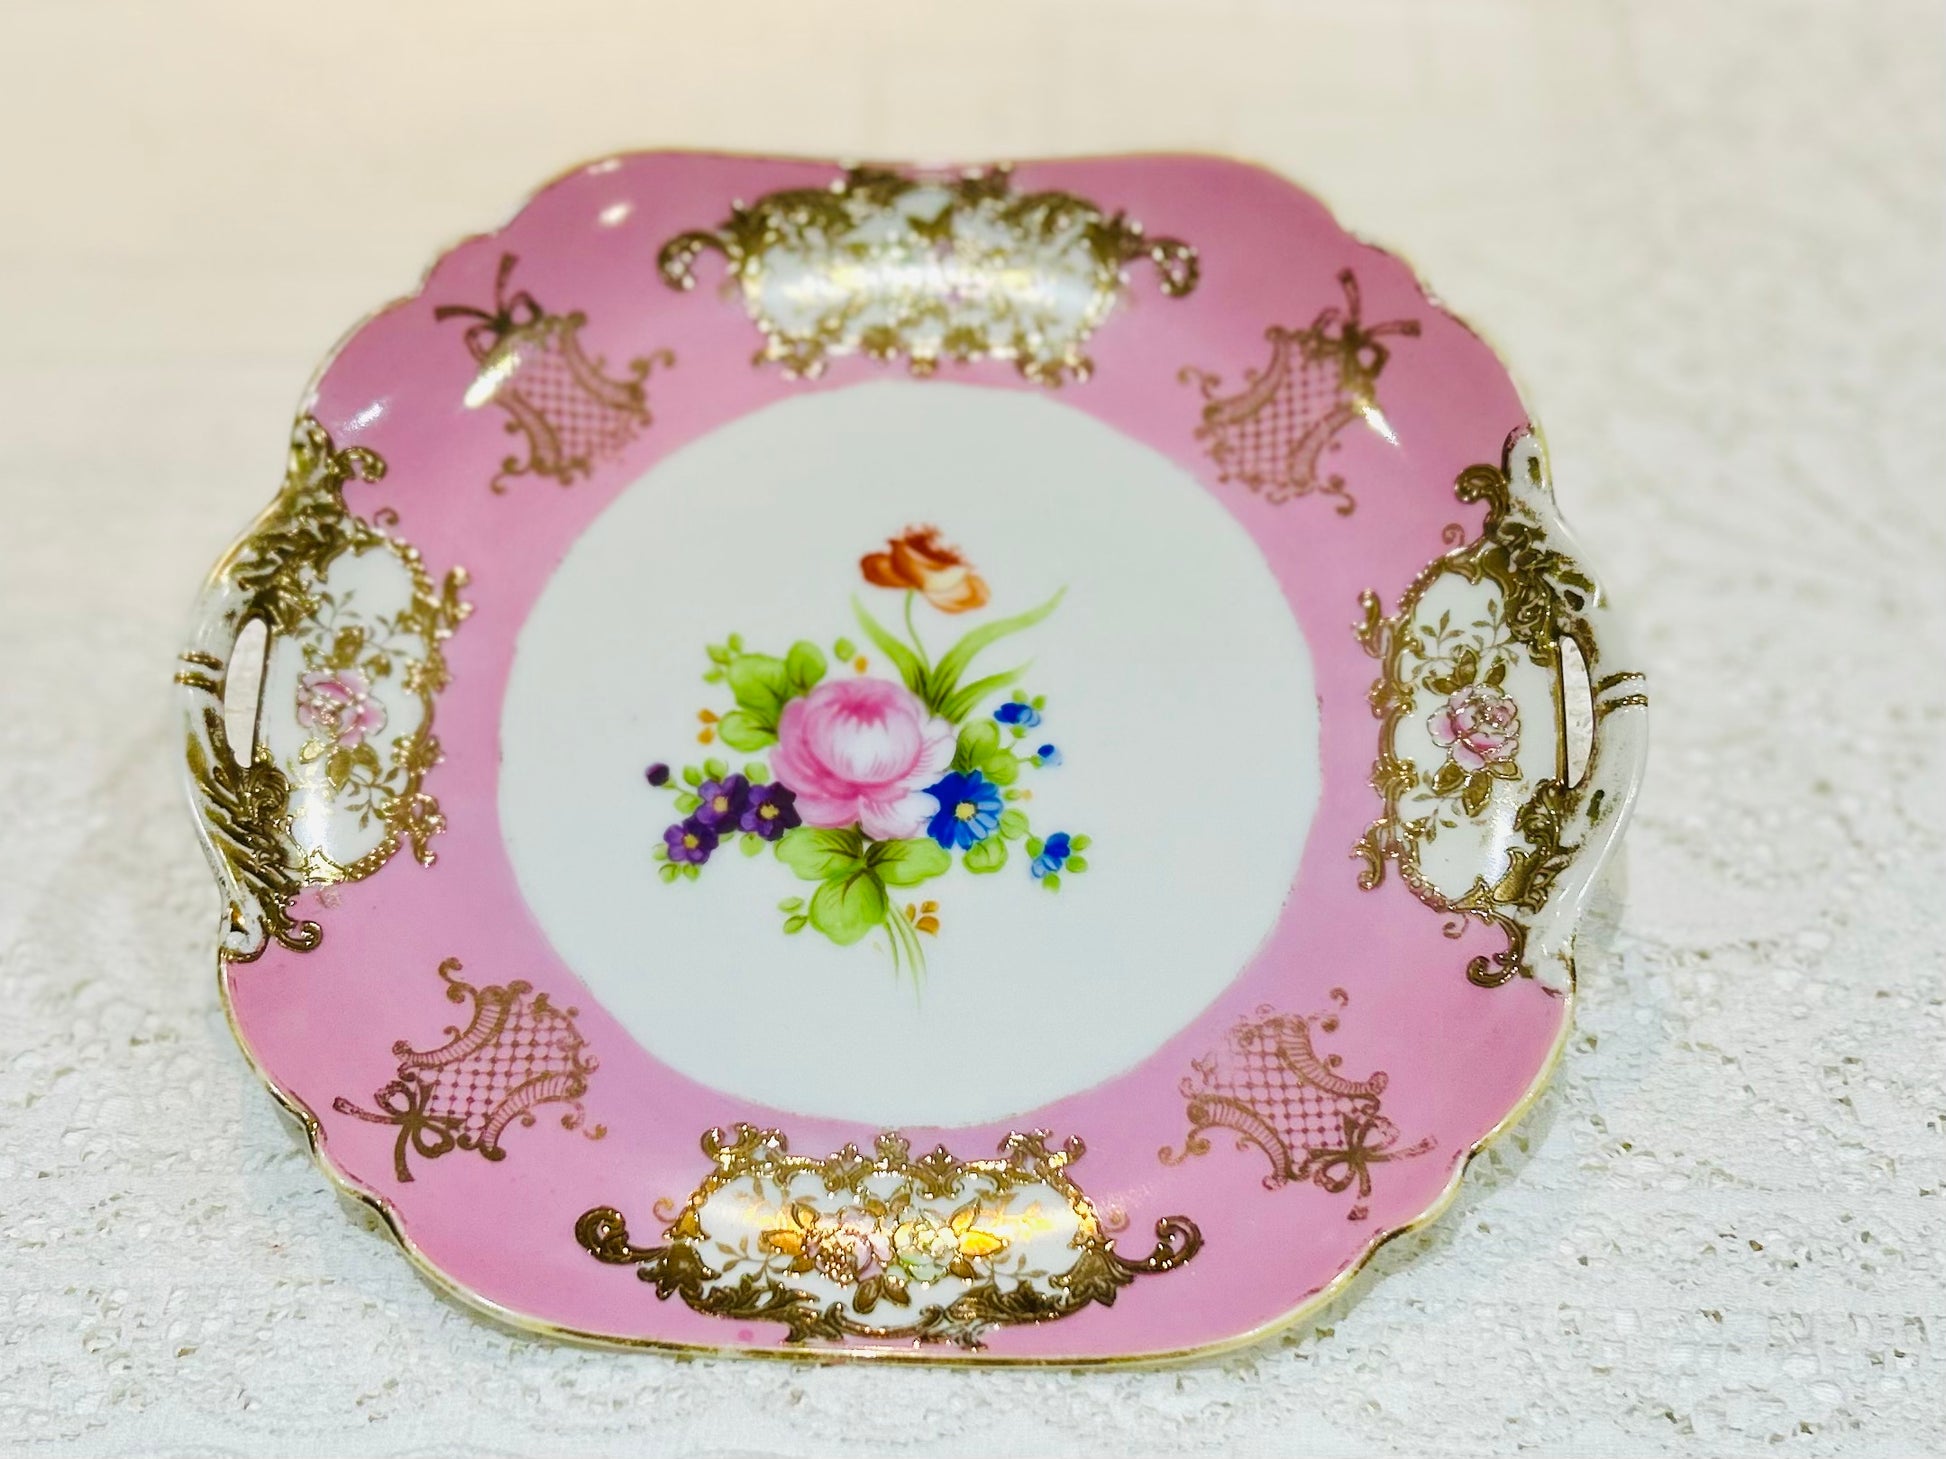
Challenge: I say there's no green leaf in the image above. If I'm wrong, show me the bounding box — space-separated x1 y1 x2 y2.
777 826 866 881
1460 773 1491 817
785 640 827 695
681 862 700 880
930 588 1064 696
979 752 1018 787
741 833 764 856
1430 762 1466 796
777 896 804 912
998 809 1029 840
809 870 889 945
1040 872 1062 892
716 710 774 752
658 863 679 883
681 765 703 787
1069 834 1091 851
727 653 792 725
940 666 1026 725
866 837 950 886
1489 757 1523 779
833 637 856 661
852 598 926 693
744 762 769 783
1066 855 1088 873
674 791 701 812
953 719 1001 773
782 914 808 934
703 757 728 781
963 837 1007 874
1485 657 1508 688
951 718 1018 784
1025 836 1045 857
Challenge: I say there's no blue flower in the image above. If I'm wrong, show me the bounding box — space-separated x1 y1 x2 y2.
1030 832 1073 880
922 770 1004 850
993 701 1041 728
1033 743 1062 767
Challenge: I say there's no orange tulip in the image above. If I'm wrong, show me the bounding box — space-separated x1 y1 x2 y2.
860 527 990 613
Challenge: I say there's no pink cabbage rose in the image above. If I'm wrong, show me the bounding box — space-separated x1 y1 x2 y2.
768 677 952 840
296 668 386 748
1427 683 1520 772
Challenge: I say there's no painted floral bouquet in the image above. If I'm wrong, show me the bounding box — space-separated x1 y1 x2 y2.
645 528 1091 982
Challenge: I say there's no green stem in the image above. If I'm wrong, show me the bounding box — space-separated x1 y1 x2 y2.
883 905 928 990
903 590 930 671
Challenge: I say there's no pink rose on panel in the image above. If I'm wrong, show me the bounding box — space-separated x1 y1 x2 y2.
296 668 387 748
1428 683 1520 772
642 527 1092 988
769 678 954 841
1424 677 1524 818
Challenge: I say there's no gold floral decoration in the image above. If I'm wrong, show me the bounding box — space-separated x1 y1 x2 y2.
178 416 471 959
1350 434 1646 985
577 1124 1202 1349
657 165 1199 385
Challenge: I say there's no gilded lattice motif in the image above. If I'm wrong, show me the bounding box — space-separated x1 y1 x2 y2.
1181 269 1419 514
577 1125 1200 1349
332 958 604 1182
1161 994 1432 1221
657 166 1198 384
437 252 672 493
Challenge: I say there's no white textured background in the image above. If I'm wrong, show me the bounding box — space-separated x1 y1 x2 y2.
2 2 1941 1455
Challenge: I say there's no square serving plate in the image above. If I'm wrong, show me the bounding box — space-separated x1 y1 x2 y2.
177 151 1647 1364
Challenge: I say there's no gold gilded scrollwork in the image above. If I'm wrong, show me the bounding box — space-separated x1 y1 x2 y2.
182 704 319 957
1161 994 1433 1221
1181 269 1419 514
577 1125 1201 1349
179 417 471 959
1351 434 1646 986
436 252 673 493
657 165 1198 385
332 958 604 1183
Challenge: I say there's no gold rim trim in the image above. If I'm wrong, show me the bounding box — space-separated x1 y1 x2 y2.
223 945 1575 1366
200 146 1636 1365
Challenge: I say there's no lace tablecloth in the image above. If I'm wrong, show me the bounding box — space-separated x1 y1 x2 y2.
3 1 1940 1453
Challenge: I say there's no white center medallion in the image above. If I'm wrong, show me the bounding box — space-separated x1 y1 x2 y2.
501 383 1318 1125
